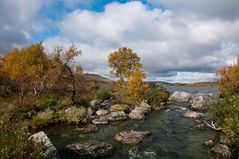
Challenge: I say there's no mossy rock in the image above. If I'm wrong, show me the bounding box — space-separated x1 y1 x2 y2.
110 104 129 112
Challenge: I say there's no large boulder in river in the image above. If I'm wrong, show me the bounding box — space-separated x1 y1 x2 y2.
183 110 203 118
129 107 146 120
107 111 128 121
169 91 192 102
211 144 232 159
190 93 212 111
129 102 151 120
66 142 113 158
115 130 152 144
29 131 58 159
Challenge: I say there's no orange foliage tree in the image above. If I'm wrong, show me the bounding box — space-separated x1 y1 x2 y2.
217 57 239 94
1 43 50 97
108 47 148 103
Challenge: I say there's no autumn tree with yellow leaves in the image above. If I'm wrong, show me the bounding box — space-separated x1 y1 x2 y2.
1 43 50 98
108 47 148 104
217 57 239 94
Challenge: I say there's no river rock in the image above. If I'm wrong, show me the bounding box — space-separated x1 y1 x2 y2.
183 110 202 118
204 140 214 147
107 111 128 121
96 109 109 116
196 123 205 129
74 124 98 133
110 104 129 112
92 117 109 125
29 131 58 159
169 91 192 102
129 102 151 120
220 135 231 145
211 144 232 159
190 93 211 111
139 102 152 112
66 142 113 158
90 99 102 109
100 100 113 109
115 130 151 144
129 107 145 120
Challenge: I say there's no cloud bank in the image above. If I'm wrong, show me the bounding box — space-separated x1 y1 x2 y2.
1 0 239 82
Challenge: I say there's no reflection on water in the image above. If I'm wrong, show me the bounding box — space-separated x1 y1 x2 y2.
44 87 218 159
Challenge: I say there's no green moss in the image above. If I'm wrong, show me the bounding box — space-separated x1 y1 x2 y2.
111 104 129 111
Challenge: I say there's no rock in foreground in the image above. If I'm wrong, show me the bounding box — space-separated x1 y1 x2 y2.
211 144 232 159
204 140 214 147
169 91 192 102
183 110 202 118
29 131 58 159
66 142 113 158
115 130 151 144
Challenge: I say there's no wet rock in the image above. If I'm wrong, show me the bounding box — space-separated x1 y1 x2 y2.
115 130 152 144
204 140 214 147
74 124 98 133
129 107 145 120
96 109 109 116
190 93 211 111
211 144 232 159
196 123 205 129
194 119 202 124
66 142 113 158
107 111 128 121
183 110 202 118
92 117 109 125
29 131 58 159
129 102 151 120
110 104 129 112
139 102 152 112
169 91 192 102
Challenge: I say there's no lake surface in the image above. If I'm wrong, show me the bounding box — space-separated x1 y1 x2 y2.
44 86 218 159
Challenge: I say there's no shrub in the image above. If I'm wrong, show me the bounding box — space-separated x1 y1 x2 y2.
143 85 169 106
56 107 86 124
209 93 239 146
0 114 42 159
36 95 58 110
31 109 54 129
93 87 112 100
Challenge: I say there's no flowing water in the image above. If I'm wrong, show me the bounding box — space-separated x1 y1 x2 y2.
44 86 219 159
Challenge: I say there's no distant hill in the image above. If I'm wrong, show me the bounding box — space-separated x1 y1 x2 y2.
82 73 113 83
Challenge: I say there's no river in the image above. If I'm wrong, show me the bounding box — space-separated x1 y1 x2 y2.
44 86 219 159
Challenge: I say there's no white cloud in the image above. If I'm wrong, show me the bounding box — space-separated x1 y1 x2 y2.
156 72 218 83
43 1 239 82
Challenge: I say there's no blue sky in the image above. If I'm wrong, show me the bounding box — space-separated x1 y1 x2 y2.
1 0 239 83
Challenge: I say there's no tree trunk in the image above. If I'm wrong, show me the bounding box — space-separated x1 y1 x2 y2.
65 64 76 104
